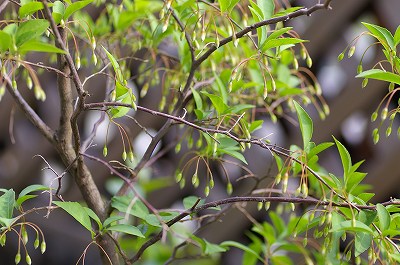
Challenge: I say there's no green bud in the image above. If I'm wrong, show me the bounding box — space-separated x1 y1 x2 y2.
301 183 308 198
257 202 263 211
390 113 396 120
0 234 6 246
293 57 299 70
26 76 33 89
34 238 39 249
175 143 181 153
371 111 378 122
159 96 166 111
15 253 21 264
196 137 202 148
306 56 312 68
319 214 326 226
290 202 295 211
386 126 392 137
226 182 233 195
362 78 368 88
128 151 134 163
12 79 17 90
398 127 400 139
275 173 282 184
355 256 361 265
326 212 332 224
302 237 307 247
175 172 183 183
357 64 363 74
192 173 199 186
103 146 108 157
122 151 127 161
341 232 346 241
91 36 96 50
309 212 315 222
300 47 307 60
209 178 214 189
204 186 210 197
263 86 268 99
26 254 31 265
337 52 344 61
381 107 388 120
264 201 270 211
347 45 356 58
75 54 81 70
179 178 186 189
22 229 28 244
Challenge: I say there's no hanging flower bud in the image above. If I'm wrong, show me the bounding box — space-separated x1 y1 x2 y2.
381 107 388 120
122 151 127 161
337 52 344 61
41 241 46 253
257 202 263 211
226 182 233 195
347 45 355 58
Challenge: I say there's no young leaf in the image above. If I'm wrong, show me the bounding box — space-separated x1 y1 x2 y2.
0 189 15 219
356 69 400 85
0 31 12 52
18 2 45 17
220 241 263 262
52 1 65 24
333 137 352 181
18 40 67 54
183 196 204 210
293 101 313 149
106 224 145 238
53 201 93 235
103 216 124 228
362 22 395 51
83 207 102 230
64 0 93 20
15 19 49 47
257 0 275 20
376 203 391 231
16 184 49 206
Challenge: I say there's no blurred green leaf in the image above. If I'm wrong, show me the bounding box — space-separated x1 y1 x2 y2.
356 69 400 85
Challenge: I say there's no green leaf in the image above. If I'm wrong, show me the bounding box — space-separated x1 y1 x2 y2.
376 203 390 231
293 101 313 149
0 190 15 219
355 231 371 257
362 22 395 50
333 137 351 181
191 88 203 111
261 38 306 52
52 1 65 24
249 120 263 133
18 184 49 198
219 149 248 164
64 0 93 20
183 196 204 210
17 184 49 206
18 40 67 54
103 216 124 228
103 46 124 82
331 220 373 234
106 224 145 238
83 207 102 230
201 92 228 115
0 31 12 52
307 142 334 158
356 69 400 85
53 201 93 235
16 19 49 47
394 25 400 47
0 217 18 229
111 196 149 220
257 0 275 20
19 2 44 17
218 0 240 13
203 239 227 254
346 171 367 194
220 241 263 262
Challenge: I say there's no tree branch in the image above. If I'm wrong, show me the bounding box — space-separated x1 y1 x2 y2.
3 77 55 144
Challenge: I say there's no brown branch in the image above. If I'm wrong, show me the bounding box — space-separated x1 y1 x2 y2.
130 194 397 262
41 0 85 96
3 77 55 144
85 101 342 199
